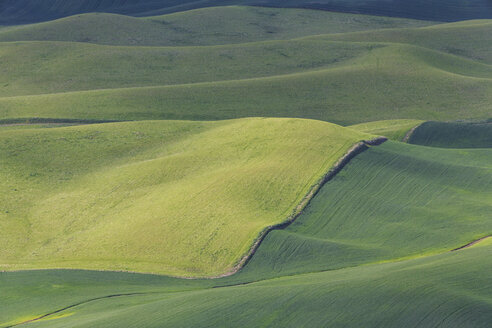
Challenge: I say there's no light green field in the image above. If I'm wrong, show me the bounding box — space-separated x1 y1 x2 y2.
408 120 492 148
0 118 367 277
0 8 489 124
0 43 490 124
1 4 491 327
1 141 491 327
0 6 435 46
348 119 424 140
320 19 492 64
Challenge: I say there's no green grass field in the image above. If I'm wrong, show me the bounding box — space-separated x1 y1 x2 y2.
0 118 368 277
0 0 490 24
235 141 492 279
348 119 423 140
0 42 490 124
0 7 434 46
0 7 489 124
1 3 491 327
408 121 492 148
0 39 377 97
321 20 492 64
1 141 491 327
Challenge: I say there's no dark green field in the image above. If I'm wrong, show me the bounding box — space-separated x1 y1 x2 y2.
408 121 492 148
1 0 491 24
2 141 491 327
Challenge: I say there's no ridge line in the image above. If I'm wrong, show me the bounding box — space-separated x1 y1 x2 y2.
202 136 388 279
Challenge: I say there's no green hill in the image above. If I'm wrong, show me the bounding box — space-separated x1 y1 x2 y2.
2 140 491 327
348 119 424 140
0 118 367 277
0 3 491 327
236 141 492 279
0 39 376 97
408 121 492 148
0 8 489 124
0 7 435 46
0 43 490 125
321 20 492 64
0 0 490 24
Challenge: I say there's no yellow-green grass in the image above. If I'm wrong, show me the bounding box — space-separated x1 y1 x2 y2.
0 43 490 125
319 19 492 64
2 237 492 327
0 118 367 277
1 140 492 327
348 119 424 140
0 39 374 97
0 6 435 46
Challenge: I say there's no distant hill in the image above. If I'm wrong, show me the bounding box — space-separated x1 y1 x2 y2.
0 7 434 46
1 0 491 25
408 121 492 148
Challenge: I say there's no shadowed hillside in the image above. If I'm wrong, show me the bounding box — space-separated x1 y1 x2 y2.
2 141 491 327
408 121 492 148
0 0 491 24
0 7 434 46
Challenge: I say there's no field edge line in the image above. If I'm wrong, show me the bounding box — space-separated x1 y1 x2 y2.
203 136 388 279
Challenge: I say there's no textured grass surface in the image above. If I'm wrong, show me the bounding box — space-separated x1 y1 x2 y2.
1 140 491 327
0 7 434 46
348 119 423 140
1 4 491 327
14 246 492 327
0 118 366 277
235 141 492 279
408 121 492 148
321 20 492 64
0 0 490 24
0 39 374 97
0 8 489 124
0 43 490 125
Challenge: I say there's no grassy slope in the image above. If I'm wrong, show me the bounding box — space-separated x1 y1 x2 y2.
0 9 489 124
408 121 492 148
2 139 491 325
16 245 492 327
0 0 491 24
321 20 492 64
1 139 491 327
348 119 424 140
0 40 375 97
0 43 490 124
234 141 492 279
0 7 434 46
0 118 367 277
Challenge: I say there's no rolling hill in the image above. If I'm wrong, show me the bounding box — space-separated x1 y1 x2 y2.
235 141 492 280
0 118 367 277
0 8 489 124
0 7 435 46
320 20 492 64
0 42 490 125
348 119 424 140
0 0 491 25
1 140 491 327
408 121 492 148
1 2 491 327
